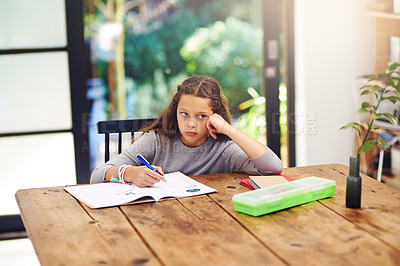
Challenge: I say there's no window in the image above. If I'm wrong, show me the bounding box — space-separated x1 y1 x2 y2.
84 0 275 169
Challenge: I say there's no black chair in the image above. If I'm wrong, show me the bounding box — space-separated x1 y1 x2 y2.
97 119 155 162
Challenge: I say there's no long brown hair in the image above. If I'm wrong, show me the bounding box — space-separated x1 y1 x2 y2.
142 75 232 140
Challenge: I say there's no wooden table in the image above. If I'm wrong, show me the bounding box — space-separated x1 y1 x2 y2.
16 164 400 265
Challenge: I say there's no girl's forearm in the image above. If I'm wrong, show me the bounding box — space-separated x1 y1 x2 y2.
225 125 266 159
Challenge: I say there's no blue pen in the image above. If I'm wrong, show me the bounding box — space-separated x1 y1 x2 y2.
136 154 166 182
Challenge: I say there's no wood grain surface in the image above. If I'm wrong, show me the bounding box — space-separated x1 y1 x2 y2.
15 164 400 266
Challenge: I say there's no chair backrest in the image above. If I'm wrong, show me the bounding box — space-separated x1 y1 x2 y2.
97 119 155 162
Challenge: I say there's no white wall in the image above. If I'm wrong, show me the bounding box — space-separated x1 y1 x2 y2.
294 0 374 166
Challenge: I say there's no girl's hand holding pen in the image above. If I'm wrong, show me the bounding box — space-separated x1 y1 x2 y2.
124 165 165 187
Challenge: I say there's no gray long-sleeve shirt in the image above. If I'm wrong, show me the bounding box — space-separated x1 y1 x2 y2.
90 131 283 183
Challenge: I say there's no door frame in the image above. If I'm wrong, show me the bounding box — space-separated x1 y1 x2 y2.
0 0 90 235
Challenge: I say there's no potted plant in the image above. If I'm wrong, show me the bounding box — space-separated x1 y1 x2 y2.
341 62 400 156
340 62 400 208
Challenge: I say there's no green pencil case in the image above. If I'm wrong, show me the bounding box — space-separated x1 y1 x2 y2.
232 176 336 216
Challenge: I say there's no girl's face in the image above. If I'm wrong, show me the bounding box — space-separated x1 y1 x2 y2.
177 94 213 147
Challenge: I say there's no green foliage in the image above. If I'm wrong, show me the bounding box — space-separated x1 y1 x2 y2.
236 87 266 139
180 17 263 112
122 0 261 117
340 62 400 156
84 0 263 119
124 9 199 86
122 0 256 89
236 83 288 142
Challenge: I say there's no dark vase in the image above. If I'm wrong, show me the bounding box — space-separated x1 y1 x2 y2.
346 156 362 208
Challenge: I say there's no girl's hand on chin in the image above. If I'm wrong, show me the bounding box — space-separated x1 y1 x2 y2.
206 114 232 139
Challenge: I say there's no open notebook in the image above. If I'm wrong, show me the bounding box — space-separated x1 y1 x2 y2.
65 171 216 209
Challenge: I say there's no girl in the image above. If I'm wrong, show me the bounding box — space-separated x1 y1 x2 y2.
90 76 283 186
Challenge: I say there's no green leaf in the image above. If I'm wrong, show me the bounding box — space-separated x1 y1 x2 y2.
389 78 399 87
361 102 372 109
340 122 360 130
370 85 382 92
378 137 388 147
383 113 400 124
358 140 378 155
360 90 370 96
357 108 368 114
377 73 388 79
361 102 372 108
355 127 361 138
385 96 398 104
359 84 372 90
396 83 400 92
371 111 381 119
389 62 400 71
378 143 388 150
367 74 377 81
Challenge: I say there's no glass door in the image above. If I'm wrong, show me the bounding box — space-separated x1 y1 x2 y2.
83 0 295 170
0 0 90 233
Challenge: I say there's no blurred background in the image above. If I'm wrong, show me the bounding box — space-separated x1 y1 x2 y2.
84 0 284 169
0 0 386 264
